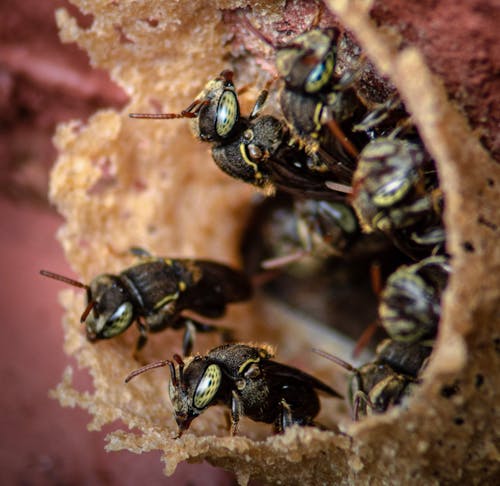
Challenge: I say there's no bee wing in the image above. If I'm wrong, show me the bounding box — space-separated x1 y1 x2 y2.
260 360 343 399
194 261 253 302
267 147 351 201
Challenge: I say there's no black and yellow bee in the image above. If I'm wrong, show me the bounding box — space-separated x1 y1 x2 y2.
351 136 446 259
379 256 451 343
314 347 424 420
40 249 252 355
126 343 342 436
130 70 352 199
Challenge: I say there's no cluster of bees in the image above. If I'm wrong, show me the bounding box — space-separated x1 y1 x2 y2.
41 8 450 437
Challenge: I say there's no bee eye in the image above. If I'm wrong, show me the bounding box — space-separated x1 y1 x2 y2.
193 364 221 409
216 90 239 138
102 302 134 338
373 177 413 207
322 202 358 234
305 51 335 93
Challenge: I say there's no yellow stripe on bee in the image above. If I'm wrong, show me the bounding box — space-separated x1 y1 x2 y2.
153 292 179 310
238 357 261 374
239 144 262 180
313 102 323 132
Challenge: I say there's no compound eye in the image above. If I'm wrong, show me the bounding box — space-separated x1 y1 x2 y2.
373 177 413 207
216 90 239 138
193 364 221 409
305 51 335 93
321 202 358 234
102 301 134 338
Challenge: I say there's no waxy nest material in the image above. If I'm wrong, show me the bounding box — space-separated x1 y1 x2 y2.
50 0 500 484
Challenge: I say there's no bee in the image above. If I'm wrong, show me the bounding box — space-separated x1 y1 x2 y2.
130 70 352 200
379 256 451 344
130 69 243 143
313 349 416 420
40 249 252 355
257 197 381 269
125 343 342 436
351 136 446 259
242 13 365 159
241 12 406 179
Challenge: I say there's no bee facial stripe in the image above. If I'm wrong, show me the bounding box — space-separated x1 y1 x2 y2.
238 357 260 374
313 102 323 132
239 144 262 180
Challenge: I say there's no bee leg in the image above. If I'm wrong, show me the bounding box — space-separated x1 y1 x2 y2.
353 390 373 421
275 398 294 433
230 390 242 436
183 318 234 356
181 319 196 357
353 96 402 133
131 320 149 362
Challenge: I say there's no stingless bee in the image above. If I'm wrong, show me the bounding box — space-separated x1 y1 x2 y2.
351 136 446 259
125 343 342 436
130 70 352 200
40 248 252 355
257 197 389 269
379 256 451 343
313 348 417 420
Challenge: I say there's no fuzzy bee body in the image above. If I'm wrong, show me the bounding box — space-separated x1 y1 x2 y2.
352 137 445 259
379 256 451 343
41 254 252 355
126 343 342 435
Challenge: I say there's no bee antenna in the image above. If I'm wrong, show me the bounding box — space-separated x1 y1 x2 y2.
124 360 170 383
312 348 357 373
129 98 210 121
80 300 97 323
40 270 90 291
129 112 196 120
240 14 277 49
